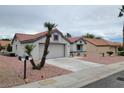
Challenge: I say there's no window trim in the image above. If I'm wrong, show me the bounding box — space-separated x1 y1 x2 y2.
16 45 17 50
53 34 59 41
77 44 83 51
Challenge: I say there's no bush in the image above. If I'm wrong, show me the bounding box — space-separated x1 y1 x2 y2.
0 44 5 51
9 53 15 57
25 44 35 56
118 46 123 51
106 51 113 56
0 44 2 51
7 44 12 52
1 52 15 57
118 51 124 56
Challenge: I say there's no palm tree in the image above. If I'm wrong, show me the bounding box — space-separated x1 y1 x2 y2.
25 44 36 68
118 5 124 51
36 22 57 70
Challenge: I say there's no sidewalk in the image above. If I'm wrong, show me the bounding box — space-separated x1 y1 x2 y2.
15 61 124 88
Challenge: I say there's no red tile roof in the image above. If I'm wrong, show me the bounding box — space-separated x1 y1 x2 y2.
14 29 57 42
67 37 81 43
12 28 69 43
83 38 120 47
0 40 11 46
15 33 35 42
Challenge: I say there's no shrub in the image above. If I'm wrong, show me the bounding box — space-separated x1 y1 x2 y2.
106 51 113 56
7 44 12 52
9 53 15 57
0 44 5 51
118 46 123 51
118 51 124 56
0 44 2 51
25 44 35 56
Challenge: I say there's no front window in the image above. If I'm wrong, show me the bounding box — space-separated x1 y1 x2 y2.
16 45 17 50
77 45 83 51
80 40 82 43
54 35 59 41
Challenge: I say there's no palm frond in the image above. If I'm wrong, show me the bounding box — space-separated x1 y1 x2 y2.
44 22 57 31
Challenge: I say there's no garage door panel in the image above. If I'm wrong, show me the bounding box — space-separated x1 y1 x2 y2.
39 44 65 59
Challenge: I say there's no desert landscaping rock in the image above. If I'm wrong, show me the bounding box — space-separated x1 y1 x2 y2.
0 55 72 87
78 55 124 65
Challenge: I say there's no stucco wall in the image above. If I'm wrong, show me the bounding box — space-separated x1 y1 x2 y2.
12 32 70 60
70 39 86 52
84 41 117 56
12 39 24 56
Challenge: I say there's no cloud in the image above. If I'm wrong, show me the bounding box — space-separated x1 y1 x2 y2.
0 5 123 42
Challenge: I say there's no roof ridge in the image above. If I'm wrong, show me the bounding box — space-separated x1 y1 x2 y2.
16 33 34 36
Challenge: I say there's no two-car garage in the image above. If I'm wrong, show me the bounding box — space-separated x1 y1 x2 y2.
39 43 65 59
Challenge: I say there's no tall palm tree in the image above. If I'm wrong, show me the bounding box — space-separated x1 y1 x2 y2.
36 22 57 70
119 5 124 50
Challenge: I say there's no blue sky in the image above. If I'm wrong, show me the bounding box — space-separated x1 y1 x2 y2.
0 5 123 42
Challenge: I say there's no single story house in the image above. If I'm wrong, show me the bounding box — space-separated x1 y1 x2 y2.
0 40 11 47
12 29 70 60
83 38 120 56
0 40 11 51
67 37 86 56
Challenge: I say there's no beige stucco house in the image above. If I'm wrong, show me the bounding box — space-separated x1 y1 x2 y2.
12 29 70 60
83 38 120 56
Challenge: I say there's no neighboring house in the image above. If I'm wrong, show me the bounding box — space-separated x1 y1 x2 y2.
0 40 11 47
0 40 11 51
67 37 86 55
83 38 120 56
12 29 70 60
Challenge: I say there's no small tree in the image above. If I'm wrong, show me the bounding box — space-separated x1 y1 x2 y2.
7 44 12 52
83 33 102 39
65 33 72 38
25 44 36 68
83 33 95 38
25 45 35 56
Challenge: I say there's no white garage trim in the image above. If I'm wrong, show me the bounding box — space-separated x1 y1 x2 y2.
39 43 66 59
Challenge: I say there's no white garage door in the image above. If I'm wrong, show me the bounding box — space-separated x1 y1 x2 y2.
39 43 65 59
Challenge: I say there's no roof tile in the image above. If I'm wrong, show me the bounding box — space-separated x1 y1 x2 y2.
83 38 120 46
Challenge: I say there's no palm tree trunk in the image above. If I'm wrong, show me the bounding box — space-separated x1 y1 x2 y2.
30 59 37 69
36 31 51 70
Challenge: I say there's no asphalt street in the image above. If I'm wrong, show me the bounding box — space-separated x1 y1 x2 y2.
82 70 124 88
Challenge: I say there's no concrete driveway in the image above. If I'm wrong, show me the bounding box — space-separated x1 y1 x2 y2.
46 57 104 72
